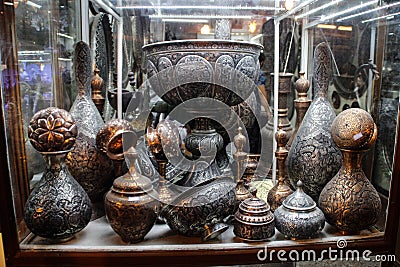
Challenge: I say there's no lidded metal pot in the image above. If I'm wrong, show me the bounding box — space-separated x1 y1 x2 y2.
274 181 325 240
233 197 275 241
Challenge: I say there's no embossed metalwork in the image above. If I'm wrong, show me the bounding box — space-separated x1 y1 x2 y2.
215 19 232 40
319 108 381 234
161 177 236 240
287 71 311 148
90 13 113 98
66 41 114 203
143 40 262 107
288 43 342 201
105 147 159 243
274 181 325 240
96 119 135 178
25 107 91 241
267 129 293 211
233 197 275 241
28 107 77 152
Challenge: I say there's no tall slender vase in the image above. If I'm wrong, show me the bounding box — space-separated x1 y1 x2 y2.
287 42 342 201
319 108 381 234
24 107 92 241
66 41 114 212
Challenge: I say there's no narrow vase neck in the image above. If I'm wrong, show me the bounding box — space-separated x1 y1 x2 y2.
341 150 364 171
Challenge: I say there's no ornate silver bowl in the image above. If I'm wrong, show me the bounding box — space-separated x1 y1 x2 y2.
143 40 262 107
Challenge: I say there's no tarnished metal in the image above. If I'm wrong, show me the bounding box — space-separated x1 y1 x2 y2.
25 107 91 241
287 71 311 148
267 128 293 212
161 176 236 241
319 108 381 234
288 42 342 201
66 41 114 203
274 181 325 240
233 197 275 241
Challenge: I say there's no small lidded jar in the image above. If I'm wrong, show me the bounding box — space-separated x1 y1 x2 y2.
233 197 275 241
274 181 325 240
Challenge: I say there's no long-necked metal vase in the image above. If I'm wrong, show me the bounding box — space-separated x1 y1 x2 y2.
287 42 342 201
24 107 92 241
66 41 114 211
319 108 381 234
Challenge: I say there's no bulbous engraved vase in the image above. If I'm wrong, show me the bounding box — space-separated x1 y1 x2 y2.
287 42 342 201
319 108 381 234
24 107 92 241
66 41 114 204
105 147 159 243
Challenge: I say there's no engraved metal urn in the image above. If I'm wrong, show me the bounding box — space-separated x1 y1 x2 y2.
24 107 92 241
143 40 262 185
105 146 159 243
288 42 342 201
233 197 275 241
319 108 381 234
66 41 114 208
267 128 293 211
143 40 261 241
274 181 325 240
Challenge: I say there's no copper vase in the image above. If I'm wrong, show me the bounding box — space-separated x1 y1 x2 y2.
287 42 342 201
105 147 159 243
319 108 381 234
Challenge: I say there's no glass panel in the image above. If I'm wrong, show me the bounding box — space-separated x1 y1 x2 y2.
14 0 80 184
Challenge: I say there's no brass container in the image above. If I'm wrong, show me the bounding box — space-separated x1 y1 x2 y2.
105 147 159 243
319 108 381 234
287 42 342 201
274 181 325 240
25 107 92 241
233 197 275 241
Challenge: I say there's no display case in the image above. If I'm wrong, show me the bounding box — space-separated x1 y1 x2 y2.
1 0 400 266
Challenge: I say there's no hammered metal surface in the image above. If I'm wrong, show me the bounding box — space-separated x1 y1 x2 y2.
287 42 342 201
67 41 114 202
233 198 275 241
274 181 325 239
162 177 236 237
319 108 381 234
143 40 262 107
105 147 159 243
28 107 77 152
24 151 92 240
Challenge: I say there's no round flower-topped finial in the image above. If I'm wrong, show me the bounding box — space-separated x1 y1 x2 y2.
331 108 377 151
28 107 77 152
